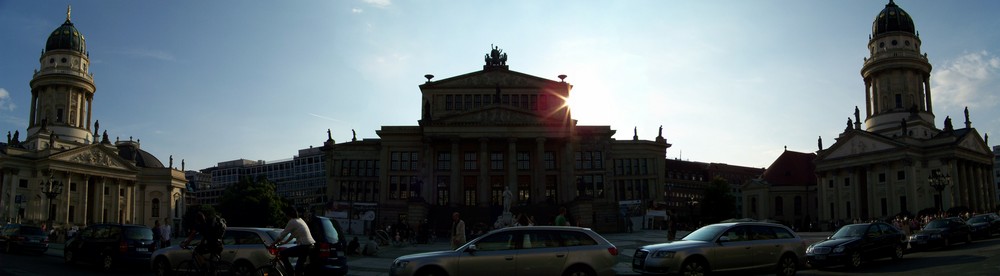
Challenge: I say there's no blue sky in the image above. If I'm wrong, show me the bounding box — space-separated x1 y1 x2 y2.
1 0 998 171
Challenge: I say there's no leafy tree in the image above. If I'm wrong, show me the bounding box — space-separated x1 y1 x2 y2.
699 177 737 223
218 175 287 227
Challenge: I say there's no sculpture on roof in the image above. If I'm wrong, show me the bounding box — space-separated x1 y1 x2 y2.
854 106 861 128
327 129 332 141
944 116 953 131
484 44 508 68
352 129 357 142
94 120 100 136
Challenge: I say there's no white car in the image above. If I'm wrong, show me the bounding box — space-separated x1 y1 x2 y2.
390 226 619 276
151 227 292 276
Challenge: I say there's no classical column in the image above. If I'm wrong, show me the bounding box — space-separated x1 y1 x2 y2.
63 173 71 226
113 179 121 223
450 139 460 207
2 170 13 220
29 93 37 128
507 138 517 204
562 138 575 203
478 138 489 207
534 137 546 204
86 96 93 130
864 79 873 118
97 178 106 222
924 76 933 113
82 177 89 225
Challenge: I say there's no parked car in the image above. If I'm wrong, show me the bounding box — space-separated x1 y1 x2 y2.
908 217 972 250
966 214 1000 239
64 223 156 271
151 227 290 276
0 224 49 254
302 215 349 276
806 222 907 269
390 226 619 276
632 222 805 276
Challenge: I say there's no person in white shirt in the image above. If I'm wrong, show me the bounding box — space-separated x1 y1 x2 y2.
161 218 172 247
270 206 316 275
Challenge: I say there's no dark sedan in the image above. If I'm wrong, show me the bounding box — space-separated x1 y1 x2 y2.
967 214 1000 239
0 224 49 254
806 222 906 269
908 218 972 250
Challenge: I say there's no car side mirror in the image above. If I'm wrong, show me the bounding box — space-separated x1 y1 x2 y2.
717 236 730 244
465 244 478 253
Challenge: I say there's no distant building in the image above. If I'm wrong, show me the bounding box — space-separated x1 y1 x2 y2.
184 170 210 206
742 150 817 230
0 7 186 231
815 1 995 223
322 47 670 233
190 147 326 211
994 145 999 204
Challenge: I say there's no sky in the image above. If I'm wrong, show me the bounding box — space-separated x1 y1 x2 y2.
1 0 998 172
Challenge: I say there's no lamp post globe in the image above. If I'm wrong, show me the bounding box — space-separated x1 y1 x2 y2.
40 175 64 229
927 170 951 213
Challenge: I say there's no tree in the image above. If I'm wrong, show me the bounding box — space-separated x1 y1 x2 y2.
699 177 737 223
218 175 287 227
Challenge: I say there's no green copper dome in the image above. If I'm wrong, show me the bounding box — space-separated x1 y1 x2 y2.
45 7 86 53
872 0 915 36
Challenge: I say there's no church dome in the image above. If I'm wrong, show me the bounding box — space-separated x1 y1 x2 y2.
116 142 165 169
872 0 915 36
45 19 86 53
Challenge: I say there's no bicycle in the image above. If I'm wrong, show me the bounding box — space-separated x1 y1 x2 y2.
374 230 392 246
175 244 232 276
252 245 298 276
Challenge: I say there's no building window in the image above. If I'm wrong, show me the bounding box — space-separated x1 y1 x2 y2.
390 151 418 171
151 198 160 218
56 108 64 122
511 94 520 108
574 151 603 170
878 173 886 183
445 95 453 110
454 95 463 110
530 95 537 110
843 178 850 187
437 152 451 171
544 152 556 170
490 177 504 206
614 159 623 175
490 152 504 170
775 196 784 216
464 152 477 170
846 201 852 218
70 182 77 191
899 196 907 212
464 176 477 206
104 187 110 195
19 179 27 188
518 176 530 202
68 205 75 222
881 198 888 217
896 170 905 180
516 152 530 170
436 176 449 206
464 94 473 110
474 95 482 108
827 179 833 188
895 94 902 108
119 188 124 196
545 176 557 202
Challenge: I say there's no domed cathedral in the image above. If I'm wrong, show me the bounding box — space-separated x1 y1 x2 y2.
0 7 187 236
323 46 670 233
815 0 995 227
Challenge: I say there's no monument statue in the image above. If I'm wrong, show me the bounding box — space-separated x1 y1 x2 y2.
854 106 861 126
327 129 332 141
502 186 513 214
658 125 663 137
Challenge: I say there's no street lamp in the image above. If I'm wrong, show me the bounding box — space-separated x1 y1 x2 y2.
686 196 699 226
40 175 63 228
928 170 951 212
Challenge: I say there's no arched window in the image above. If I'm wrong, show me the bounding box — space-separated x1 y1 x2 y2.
775 196 784 216
152 198 160 218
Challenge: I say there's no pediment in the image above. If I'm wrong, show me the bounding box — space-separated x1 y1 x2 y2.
957 131 990 153
822 133 900 159
438 106 544 124
50 145 136 170
426 70 555 89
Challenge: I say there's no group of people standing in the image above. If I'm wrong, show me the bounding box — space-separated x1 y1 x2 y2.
151 218 172 248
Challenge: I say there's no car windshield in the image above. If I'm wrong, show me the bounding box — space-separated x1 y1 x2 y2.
682 225 728 242
924 220 949 229
19 226 45 235
126 227 153 240
831 225 868 238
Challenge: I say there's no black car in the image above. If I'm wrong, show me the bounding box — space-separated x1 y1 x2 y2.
302 215 348 276
806 222 906 269
908 217 972 250
0 224 49 254
64 223 156 271
966 214 1000 239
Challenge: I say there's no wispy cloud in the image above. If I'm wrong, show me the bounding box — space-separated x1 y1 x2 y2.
309 113 347 123
352 8 363 13
363 0 391 8
931 50 1000 108
0 88 16 111
120 49 177 62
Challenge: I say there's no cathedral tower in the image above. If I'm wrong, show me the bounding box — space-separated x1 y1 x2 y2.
860 0 935 137
27 6 97 147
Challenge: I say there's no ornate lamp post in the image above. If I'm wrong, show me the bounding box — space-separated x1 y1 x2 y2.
928 170 951 212
40 175 64 228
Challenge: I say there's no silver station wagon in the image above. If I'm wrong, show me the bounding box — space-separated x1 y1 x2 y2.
390 226 619 276
151 227 292 276
632 222 805 276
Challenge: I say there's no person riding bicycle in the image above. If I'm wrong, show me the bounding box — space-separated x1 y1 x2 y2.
269 206 316 276
179 211 224 269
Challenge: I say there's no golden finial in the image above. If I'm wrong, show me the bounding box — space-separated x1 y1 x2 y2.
66 5 71 21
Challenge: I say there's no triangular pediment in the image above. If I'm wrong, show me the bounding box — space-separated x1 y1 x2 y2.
436 106 546 125
50 145 137 170
424 69 557 89
956 130 991 153
821 132 901 160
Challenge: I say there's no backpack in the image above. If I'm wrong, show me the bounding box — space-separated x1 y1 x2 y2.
205 215 226 240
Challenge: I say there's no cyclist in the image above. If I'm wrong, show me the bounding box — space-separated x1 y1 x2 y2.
179 211 224 271
269 206 315 276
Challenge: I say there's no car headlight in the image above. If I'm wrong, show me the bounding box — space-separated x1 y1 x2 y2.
651 251 676 258
833 246 845 253
392 259 410 269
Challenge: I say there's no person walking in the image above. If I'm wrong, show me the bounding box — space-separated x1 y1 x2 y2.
555 207 569 226
667 209 677 241
161 218 172 247
450 212 466 250
152 220 163 249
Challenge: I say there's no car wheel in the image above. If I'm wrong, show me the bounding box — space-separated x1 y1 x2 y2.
679 258 707 276
562 265 595 276
775 255 797 276
230 261 254 276
100 253 114 271
846 251 862 269
153 258 172 276
892 245 904 260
